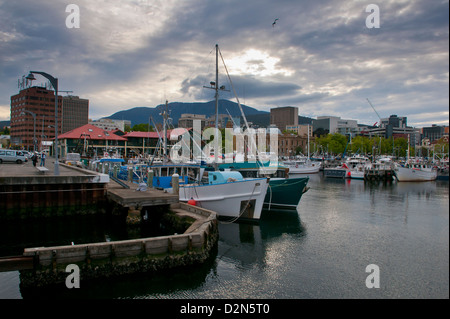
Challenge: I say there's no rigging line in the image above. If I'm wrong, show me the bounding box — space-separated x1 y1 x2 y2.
218 46 263 170
219 182 258 224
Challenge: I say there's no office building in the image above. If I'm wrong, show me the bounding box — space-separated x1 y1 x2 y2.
10 86 63 151
270 106 298 130
62 96 89 133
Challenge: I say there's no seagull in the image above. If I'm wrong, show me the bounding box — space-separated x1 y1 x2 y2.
272 18 279 27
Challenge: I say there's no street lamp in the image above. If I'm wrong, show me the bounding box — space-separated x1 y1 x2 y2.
20 110 37 152
26 71 59 175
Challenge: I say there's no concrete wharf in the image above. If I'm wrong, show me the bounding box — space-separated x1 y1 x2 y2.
0 159 109 220
0 158 219 287
106 179 178 208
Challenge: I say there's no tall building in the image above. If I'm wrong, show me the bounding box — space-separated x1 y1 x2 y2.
270 107 298 130
10 86 62 151
62 96 89 133
10 86 89 152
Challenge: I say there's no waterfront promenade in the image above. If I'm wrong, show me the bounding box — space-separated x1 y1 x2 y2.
0 157 92 178
0 157 109 221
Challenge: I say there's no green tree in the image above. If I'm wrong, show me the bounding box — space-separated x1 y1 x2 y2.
131 123 154 132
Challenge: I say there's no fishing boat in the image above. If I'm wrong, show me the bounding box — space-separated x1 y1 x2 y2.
219 161 310 211
394 161 437 182
323 163 349 179
283 158 321 174
178 170 269 221
345 155 370 180
394 134 437 182
283 125 320 175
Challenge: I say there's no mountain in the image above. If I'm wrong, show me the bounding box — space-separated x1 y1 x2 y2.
104 99 268 127
104 99 313 128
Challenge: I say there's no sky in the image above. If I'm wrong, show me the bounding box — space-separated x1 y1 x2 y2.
0 0 448 127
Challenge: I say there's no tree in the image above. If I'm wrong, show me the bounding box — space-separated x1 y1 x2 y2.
131 123 154 132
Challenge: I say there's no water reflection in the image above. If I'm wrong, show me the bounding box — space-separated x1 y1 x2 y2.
218 211 305 269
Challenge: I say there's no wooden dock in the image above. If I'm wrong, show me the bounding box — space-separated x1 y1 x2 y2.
106 179 178 208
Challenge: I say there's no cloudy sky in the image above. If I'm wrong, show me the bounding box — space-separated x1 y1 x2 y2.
0 0 448 127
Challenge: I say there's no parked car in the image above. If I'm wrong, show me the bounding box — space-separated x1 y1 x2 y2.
0 149 28 164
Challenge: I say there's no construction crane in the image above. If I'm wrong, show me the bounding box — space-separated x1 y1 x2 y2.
59 90 74 96
366 98 382 126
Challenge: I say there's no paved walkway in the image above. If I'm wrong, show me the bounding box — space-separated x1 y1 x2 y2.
0 157 92 177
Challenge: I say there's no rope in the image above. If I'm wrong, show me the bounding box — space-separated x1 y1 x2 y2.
220 182 258 224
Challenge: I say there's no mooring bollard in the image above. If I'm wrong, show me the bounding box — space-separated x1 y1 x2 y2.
128 167 133 182
147 169 154 188
172 173 179 195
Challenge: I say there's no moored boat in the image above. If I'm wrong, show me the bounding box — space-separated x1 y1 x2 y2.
219 161 310 211
394 161 437 182
178 170 269 221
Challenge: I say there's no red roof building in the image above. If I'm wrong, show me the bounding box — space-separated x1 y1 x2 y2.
58 124 175 159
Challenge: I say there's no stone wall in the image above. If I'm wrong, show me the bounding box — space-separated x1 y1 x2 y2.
19 203 218 288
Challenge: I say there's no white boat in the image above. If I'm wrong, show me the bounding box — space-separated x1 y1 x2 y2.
394 134 437 182
179 171 269 221
283 158 321 174
345 155 370 180
283 125 321 174
394 161 437 182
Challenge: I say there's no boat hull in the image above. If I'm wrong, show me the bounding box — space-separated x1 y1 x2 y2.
264 177 309 210
323 168 348 178
395 166 438 182
288 166 320 174
178 178 269 220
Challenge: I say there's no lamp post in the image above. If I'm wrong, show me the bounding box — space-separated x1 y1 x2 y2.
20 110 36 152
26 71 59 175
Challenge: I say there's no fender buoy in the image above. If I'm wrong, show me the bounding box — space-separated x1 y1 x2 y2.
188 198 197 206
347 171 351 177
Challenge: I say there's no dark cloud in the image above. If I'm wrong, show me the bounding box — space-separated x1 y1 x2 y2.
0 0 448 126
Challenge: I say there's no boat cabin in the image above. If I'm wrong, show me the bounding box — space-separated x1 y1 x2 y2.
208 171 244 185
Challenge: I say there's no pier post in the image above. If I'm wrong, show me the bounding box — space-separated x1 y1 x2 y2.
172 174 179 195
147 170 154 188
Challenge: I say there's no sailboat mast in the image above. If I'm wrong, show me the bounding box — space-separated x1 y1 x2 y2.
214 44 219 166
307 124 310 160
163 100 168 164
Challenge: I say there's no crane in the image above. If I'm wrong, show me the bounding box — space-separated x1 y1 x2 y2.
59 90 74 96
366 98 382 127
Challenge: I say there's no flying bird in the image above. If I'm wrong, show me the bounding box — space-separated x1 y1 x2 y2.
272 18 279 27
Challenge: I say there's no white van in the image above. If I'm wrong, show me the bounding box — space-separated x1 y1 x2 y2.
0 149 28 164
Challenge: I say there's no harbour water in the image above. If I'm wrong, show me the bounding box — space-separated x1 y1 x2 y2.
0 174 448 299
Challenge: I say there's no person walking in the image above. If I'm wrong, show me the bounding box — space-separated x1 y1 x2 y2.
40 152 46 167
31 152 38 167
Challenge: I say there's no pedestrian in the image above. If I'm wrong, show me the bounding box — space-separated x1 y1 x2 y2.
40 152 46 167
31 152 38 167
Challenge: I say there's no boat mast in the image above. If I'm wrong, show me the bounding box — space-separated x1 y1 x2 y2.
162 100 169 164
214 44 219 166
307 124 310 160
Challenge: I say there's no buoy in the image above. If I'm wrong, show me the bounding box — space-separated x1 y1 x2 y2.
347 171 351 177
188 198 197 206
